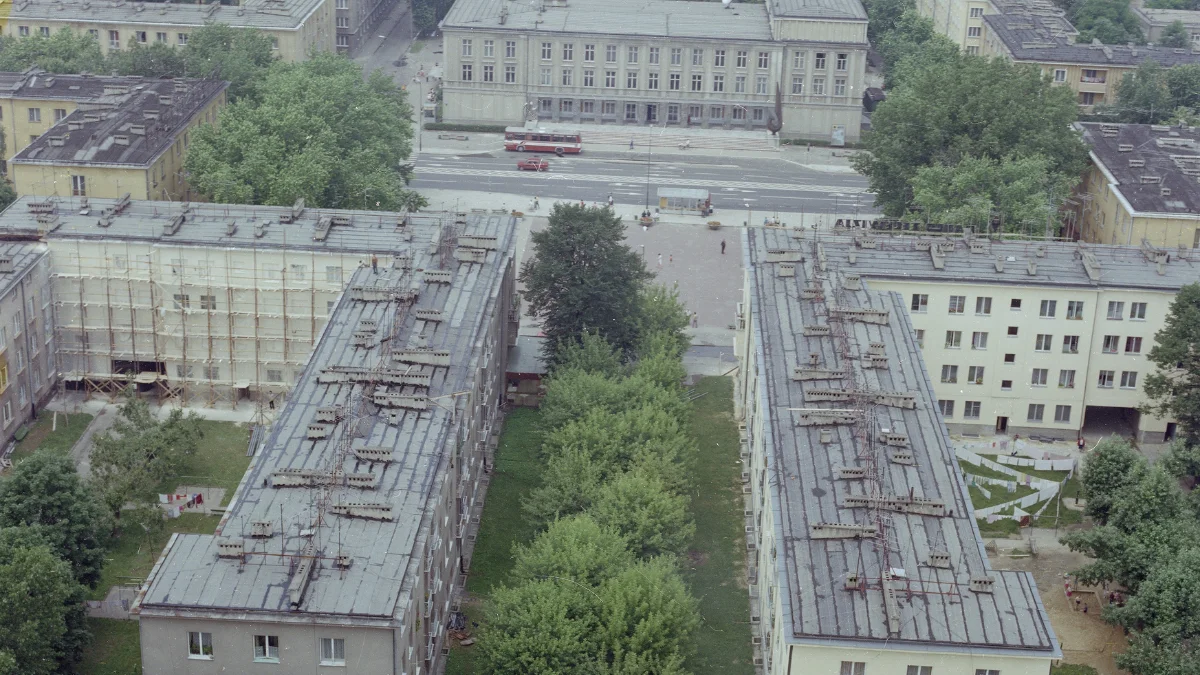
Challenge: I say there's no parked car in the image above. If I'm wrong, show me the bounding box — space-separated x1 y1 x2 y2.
516 157 550 171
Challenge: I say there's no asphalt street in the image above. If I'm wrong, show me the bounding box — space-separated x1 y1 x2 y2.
410 152 879 217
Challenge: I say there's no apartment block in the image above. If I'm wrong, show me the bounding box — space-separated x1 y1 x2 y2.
12 79 228 202
915 0 991 53
736 226 1060 675
0 243 56 458
1074 122 1200 250
4 0 334 62
1132 0 1200 46
440 0 869 143
334 0 401 53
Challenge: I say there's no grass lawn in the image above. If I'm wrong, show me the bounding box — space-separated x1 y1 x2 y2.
153 420 252 505
91 513 221 601
445 408 544 675
976 517 1020 536
9 410 94 462
684 376 754 675
1051 664 1100 675
968 483 1038 509
79 618 141 675
977 454 1071 482
409 40 424 54
958 459 1018 481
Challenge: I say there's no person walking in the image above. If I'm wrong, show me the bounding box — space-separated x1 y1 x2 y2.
669 254 673 265
657 253 663 268
720 239 726 254
607 194 614 207
691 311 699 328
629 138 635 150
371 254 378 274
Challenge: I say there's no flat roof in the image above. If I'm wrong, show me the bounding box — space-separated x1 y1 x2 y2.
745 226 1059 653
443 0 776 41
8 0 326 30
984 10 1200 66
0 70 158 104
1132 1 1200 27
1078 121 1200 216
769 0 866 22
13 79 227 169
506 335 547 376
136 213 515 619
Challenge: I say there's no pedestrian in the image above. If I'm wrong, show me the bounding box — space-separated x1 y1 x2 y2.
371 254 378 274
1075 598 1081 610
1083 604 1089 614
579 199 585 207
657 253 663 268
721 239 726 254
669 254 673 265
692 311 699 328
630 138 635 150
608 194 614 206
1078 436 1086 452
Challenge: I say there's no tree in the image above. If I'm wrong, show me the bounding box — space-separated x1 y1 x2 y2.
597 558 699 672
0 528 89 675
520 204 653 364
909 154 1076 234
1073 0 1145 44
1118 632 1200 675
634 285 691 360
865 0 915 42
90 395 204 518
1064 516 1200 590
511 515 635 587
539 367 688 433
1111 60 1174 123
184 53 424 211
552 332 623 378
1167 64 1200 110
1108 546 1200 640
1144 283 1200 448
590 469 694 558
1078 436 1145 523
0 453 111 588
108 41 186 80
480 579 605 675
1160 20 1192 48
875 10 960 88
0 29 106 73
180 24 277 102
632 338 689 390
854 54 1087 218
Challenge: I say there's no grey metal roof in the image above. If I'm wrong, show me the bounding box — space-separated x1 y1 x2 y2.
984 11 1200 66
13 79 228 168
0 70 159 104
137 213 516 618
803 229 1198 291
1132 2 1200 29
1078 121 1200 216
8 0 325 31
506 335 547 376
0 241 50 300
442 0 776 41
768 0 866 22
745 226 1059 652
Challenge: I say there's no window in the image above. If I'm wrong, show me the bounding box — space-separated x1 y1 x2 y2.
172 294 190 309
1067 300 1084 319
649 47 659 64
793 50 805 68
539 98 551 112
188 632 214 659
602 101 616 115
734 50 747 68
1004 354 1016 365
581 100 594 113
1001 379 1013 390
964 401 981 419
833 78 846 95
625 103 637 120
1035 334 1053 352
108 30 120 49
692 74 703 91
203 366 219 380
483 64 494 82
713 49 725 66
669 73 680 90
483 39 494 56
506 40 517 58
1039 299 1057 318
505 65 516 83
462 64 473 81
336 16 349 28
1059 369 1075 388
1121 371 1138 388
815 52 826 69
915 329 925 348
970 7 984 16
648 72 658 89
975 669 1001 675
733 106 746 120
1011 298 1022 310
320 638 345 666
670 47 681 65
1107 301 1124 320
736 75 747 93
1125 336 1142 354
53 108 67 122
325 265 343 282
584 44 595 61
254 635 279 662
18 26 28 37
336 0 347 7
758 51 769 68
88 29 99 38
968 366 985 384
606 44 617 63
1054 405 1071 423
534 67 548 85
538 41 551 60
756 75 768 94
1063 335 1079 354
580 69 595 87
812 77 825 95
968 26 982 37
692 48 703 65
178 32 189 45
938 400 955 417
1130 302 1146 320
267 369 283 382
1031 368 1048 386
1103 335 1119 353
945 330 962 348
666 104 678 122
560 99 575 113
791 76 803 94
710 105 724 119
972 331 988 350
563 43 573 60
1098 370 1115 387
941 365 958 383
200 295 216 310
910 294 928 312
1027 404 1045 422
1053 69 1066 82
562 69 573 86
595 69 614 88
27 107 40 123
976 296 992 315
712 74 723 92
948 295 966 314
71 175 86 197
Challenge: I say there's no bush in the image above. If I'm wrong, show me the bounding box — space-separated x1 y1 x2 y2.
423 122 508 133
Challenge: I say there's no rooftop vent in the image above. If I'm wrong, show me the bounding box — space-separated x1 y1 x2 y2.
162 213 184 236
129 123 145 136
47 135 66 147
1117 143 1134 152
1129 158 1145 167
143 109 159 120
112 134 130 146
255 220 269 238
67 120 83 131
0 257 14 274
158 94 172 106
216 538 245 558
1140 175 1163 184
249 521 273 538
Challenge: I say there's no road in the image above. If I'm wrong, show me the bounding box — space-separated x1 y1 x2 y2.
411 152 879 217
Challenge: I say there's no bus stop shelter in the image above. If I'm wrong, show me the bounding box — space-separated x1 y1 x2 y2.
657 188 711 216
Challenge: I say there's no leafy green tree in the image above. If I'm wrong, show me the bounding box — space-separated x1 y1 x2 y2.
180 24 277 102
108 40 186 80
480 579 605 675
1108 465 1187 532
597 558 699 673
1078 436 1146 523
0 528 89 675
0 652 15 675
552 332 623 378
634 285 691 360
1108 546 1200 639
185 53 423 211
511 515 635 586
1112 60 1174 123
1117 632 1200 675
1168 64 1200 110
520 204 653 364
865 0 915 42
875 10 960 88
1144 283 1200 448
0 29 105 73
1065 516 1199 590
854 54 1087 218
90 395 204 518
910 154 1075 234
632 338 689 390
539 369 687 433
1073 0 1145 44
1160 20 1192 48
590 469 694 558
522 448 607 525
0 453 111 588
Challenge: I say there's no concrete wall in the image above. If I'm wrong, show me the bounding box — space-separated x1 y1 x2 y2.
917 0 990 51
784 643 1054 675
1078 163 1200 249
0 251 56 450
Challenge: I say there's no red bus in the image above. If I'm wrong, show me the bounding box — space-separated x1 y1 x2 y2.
504 127 583 155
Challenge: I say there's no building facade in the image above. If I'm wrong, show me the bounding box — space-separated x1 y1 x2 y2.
4 0 334 62
736 226 1061 675
0 243 56 456
916 0 991 53
1074 122 1200 250
440 0 869 142
12 79 228 202
1132 0 1200 46
336 0 402 53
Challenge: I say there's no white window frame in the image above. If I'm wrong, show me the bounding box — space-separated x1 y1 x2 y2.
188 631 214 660
254 634 280 662
320 637 346 666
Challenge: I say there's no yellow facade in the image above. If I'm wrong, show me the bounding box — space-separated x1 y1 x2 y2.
916 0 990 53
0 97 83 164
1077 162 1200 248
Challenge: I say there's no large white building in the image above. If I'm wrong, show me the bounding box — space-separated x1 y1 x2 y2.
440 0 869 143
736 226 1062 675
